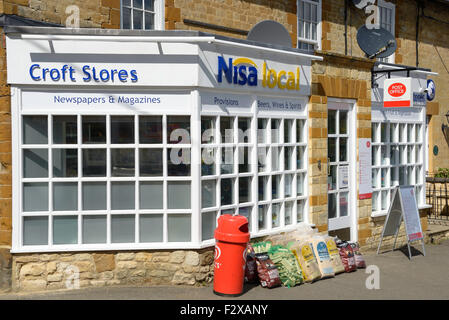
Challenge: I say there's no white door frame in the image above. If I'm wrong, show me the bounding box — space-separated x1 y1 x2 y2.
327 98 357 241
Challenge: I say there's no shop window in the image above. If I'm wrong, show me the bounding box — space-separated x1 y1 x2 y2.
297 0 321 51
19 114 192 247
371 121 424 216
121 0 163 30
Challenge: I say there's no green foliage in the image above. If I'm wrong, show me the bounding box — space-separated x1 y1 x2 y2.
435 168 449 178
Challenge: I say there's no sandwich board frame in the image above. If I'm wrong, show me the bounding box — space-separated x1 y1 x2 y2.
376 186 425 260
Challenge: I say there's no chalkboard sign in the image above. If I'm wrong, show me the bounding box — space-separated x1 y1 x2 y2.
377 186 425 260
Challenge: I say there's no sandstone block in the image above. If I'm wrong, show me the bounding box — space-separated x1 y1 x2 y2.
116 253 136 261
20 279 47 292
184 251 199 266
93 253 115 273
20 263 46 278
169 251 185 264
172 271 195 285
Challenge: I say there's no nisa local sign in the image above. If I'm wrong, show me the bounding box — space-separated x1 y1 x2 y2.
217 56 300 90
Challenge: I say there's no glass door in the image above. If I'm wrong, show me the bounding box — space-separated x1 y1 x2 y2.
327 104 352 232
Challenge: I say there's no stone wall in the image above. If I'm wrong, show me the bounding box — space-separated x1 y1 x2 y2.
12 248 214 292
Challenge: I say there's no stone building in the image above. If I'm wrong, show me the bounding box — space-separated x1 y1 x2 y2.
0 0 446 292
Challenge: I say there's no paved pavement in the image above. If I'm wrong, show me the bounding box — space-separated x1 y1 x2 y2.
1 240 448 300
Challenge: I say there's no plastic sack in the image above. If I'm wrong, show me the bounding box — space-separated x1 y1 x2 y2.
244 244 258 283
255 253 282 288
310 236 335 279
252 241 272 254
267 245 303 287
325 236 346 274
336 241 357 273
288 241 321 283
349 242 367 269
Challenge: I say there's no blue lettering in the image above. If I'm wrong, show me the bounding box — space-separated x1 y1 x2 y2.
29 64 41 81
118 70 128 82
130 70 138 82
248 66 258 86
82 65 91 82
50 68 60 81
217 57 232 83
99 69 110 82
91 67 100 81
238 65 247 85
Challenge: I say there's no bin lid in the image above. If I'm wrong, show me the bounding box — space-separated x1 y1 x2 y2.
214 214 250 243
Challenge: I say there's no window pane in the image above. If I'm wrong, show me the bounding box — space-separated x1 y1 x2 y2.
168 181 191 209
111 214 135 243
257 147 268 172
258 176 268 201
53 216 77 245
53 149 77 177
23 183 48 212
272 146 280 171
328 110 336 134
221 117 234 143
23 116 47 144
133 0 143 9
53 182 77 211
238 118 251 143
285 201 293 226
167 148 191 176
168 214 191 242
201 147 216 176
340 192 349 216
82 182 106 210
221 178 234 205
133 9 143 29
139 148 162 176
272 203 280 228
202 180 216 208
297 200 305 222
297 172 306 196
283 174 292 198
144 12 154 30
239 177 251 203
53 116 77 144
284 119 293 143
296 119 305 143
168 116 190 144
83 149 106 177
285 147 293 170
329 165 337 190
220 147 234 174
328 138 336 162
239 207 251 230
238 147 250 173
82 116 106 144
23 216 48 245
111 116 134 144
122 7 131 29
202 211 217 241
271 119 280 143
111 182 135 210
340 138 347 162
23 149 48 178
145 0 154 10
139 116 162 144
258 119 268 143
82 215 106 244
297 146 305 169
381 123 387 142
140 214 163 242
201 117 215 144
272 175 280 199
139 181 163 209
340 111 348 134
111 149 135 177
258 204 268 231
328 193 337 219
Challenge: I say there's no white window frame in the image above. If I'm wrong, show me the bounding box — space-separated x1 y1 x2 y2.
371 121 426 217
377 0 395 64
120 0 165 31
297 0 322 51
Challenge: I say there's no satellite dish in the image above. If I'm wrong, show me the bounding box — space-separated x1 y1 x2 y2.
352 0 371 9
357 25 397 59
247 20 292 48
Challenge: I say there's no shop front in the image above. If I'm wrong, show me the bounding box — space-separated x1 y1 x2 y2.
5 26 322 289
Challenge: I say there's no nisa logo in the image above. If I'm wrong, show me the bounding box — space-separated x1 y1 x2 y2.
217 56 300 91
217 57 258 86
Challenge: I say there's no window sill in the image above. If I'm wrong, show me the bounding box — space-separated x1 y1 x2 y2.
371 204 432 218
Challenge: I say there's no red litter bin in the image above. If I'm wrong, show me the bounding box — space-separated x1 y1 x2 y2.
213 214 250 296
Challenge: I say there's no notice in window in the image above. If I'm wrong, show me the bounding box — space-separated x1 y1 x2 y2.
359 138 372 200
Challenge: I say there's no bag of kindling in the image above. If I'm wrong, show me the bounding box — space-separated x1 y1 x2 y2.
324 236 346 274
310 236 335 279
336 241 357 273
288 241 321 283
255 253 282 289
244 244 258 283
349 242 367 269
267 245 303 287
